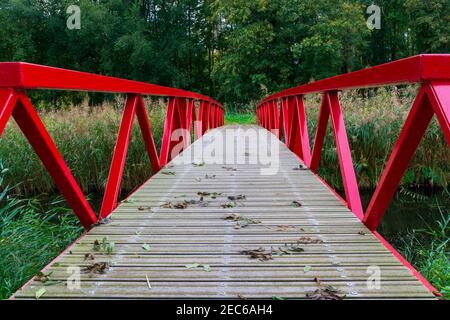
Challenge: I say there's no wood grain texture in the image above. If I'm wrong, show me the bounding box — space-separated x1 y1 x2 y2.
13 125 434 300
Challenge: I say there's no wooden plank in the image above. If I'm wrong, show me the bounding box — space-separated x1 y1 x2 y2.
13 125 435 299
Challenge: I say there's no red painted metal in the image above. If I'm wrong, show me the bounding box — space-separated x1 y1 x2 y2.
364 83 450 230
159 97 177 167
257 54 450 295
0 89 17 135
136 96 161 174
309 92 364 219
100 95 139 219
11 92 98 228
0 62 222 228
295 96 312 166
258 54 450 227
259 54 450 103
0 62 219 104
186 99 196 145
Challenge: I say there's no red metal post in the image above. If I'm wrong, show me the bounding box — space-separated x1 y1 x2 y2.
271 100 280 137
136 96 160 173
186 99 196 145
427 82 450 145
296 96 312 166
327 92 363 219
197 101 205 138
13 93 98 228
363 85 446 230
204 101 211 133
100 94 139 218
159 97 177 167
0 89 17 135
308 92 363 219
310 94 330 172
280 98 290 143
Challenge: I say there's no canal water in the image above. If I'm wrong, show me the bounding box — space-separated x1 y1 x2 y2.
360 188 449 238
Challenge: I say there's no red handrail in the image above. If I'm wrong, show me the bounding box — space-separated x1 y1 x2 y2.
256 54 450 231
0 62 224 229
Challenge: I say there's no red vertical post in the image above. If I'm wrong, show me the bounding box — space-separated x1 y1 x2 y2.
271 100 280 137
159 97 177 167
204 102 211 133
286 96 296 150
12 93 98 229
197 100 205 138
363 85 441 230
136 96 160 174
186 99 196 145
100 94 139 218
0 89 17 135
427 82 450 145
310 94 331 172
280 98 290 143
289 98 304 159
327 91 363 219
296 95 312 166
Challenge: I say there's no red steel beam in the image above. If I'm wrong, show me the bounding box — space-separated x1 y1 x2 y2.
12 92 98 228
0 62 222 107
258 54 450 105
363 83 450 230
100 94 139 218
136 96 161 174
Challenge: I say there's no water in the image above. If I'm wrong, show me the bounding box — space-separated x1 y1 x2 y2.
361 188 449 237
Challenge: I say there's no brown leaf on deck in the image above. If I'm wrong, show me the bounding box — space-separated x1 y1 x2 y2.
84 253 95 261
296 236 323 244
291 201 302 207
306 285 345 300
221 201 237 208
82 262 109 275
240 247 273 261
222 166 237 171
228 195 246 201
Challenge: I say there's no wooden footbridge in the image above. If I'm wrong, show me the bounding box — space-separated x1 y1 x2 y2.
1 55 449 299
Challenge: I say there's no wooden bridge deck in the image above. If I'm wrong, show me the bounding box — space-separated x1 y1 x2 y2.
14 125 434 299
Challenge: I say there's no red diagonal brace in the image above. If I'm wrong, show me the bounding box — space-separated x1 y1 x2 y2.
12 92 98 228
100 94 139 218
0 89 17 135
159 97 177 167
364 83 450 230
136 96 160 174
310 91 363 219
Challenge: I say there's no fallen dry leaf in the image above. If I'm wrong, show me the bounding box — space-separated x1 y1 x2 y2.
82 262 109 275
240 247 273 261
291 201 302 207
296 236 323 244
84 253 95 261
228 195 246 201
306 285 345 300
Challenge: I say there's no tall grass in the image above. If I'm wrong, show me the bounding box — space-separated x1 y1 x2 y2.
0 86 448 195
392 206 450 299
0 96 166 196
0 163 83 299
303 86 449 190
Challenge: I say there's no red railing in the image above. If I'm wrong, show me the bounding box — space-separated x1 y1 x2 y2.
257 54 450 231
0 62 223 229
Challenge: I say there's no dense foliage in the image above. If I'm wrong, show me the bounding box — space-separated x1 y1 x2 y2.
0 0 448 107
